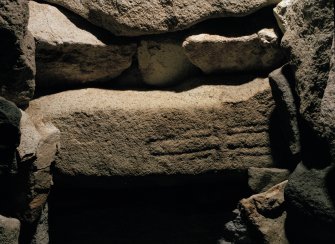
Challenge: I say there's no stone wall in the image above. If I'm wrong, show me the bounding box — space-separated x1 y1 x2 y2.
0 0 334 243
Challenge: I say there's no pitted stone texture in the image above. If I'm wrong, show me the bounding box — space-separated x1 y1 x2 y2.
0 215 20 244
27 77 275 177
42 0 280 36
28 1 136 86
281 0 334 131
183 28 284 74
138 37 198 86
0 0 36 107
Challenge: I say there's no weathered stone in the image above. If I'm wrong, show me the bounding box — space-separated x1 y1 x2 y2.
285 163 335 243
273 0 293 33
17 111 41 163
0 0 36 107
28 1 136 87
0 97 22 175
281 0 334 132
240 181 288 244
31 204 49 244
27 77 276 178
321 35 335 162
269 65 300 158
183 28 284 74
222 209 252 244
42 0 280 36
13 111 59 226
224 181 288 243
248 167 290 193
138 37 198 86
0 215 20 244
18 111 60 170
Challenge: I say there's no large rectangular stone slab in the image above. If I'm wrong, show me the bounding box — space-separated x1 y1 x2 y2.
43 0 280 36
27 77 276 177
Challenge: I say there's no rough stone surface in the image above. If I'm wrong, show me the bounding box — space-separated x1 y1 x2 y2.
0 97 22 175
42 0 280 36
138 36 198 86
321 35 335 162
239 181 288 244
269 65 300 158
0 215 20 244
285 163 335 243
183 28 284 74
27 77 276 178
18 111 60 170
17 111 41 163
281 0 334 132
222 209 252 243
15 111 59 224
273 0 293 33
0 0 36 107
224 181 288 243
28 1 136 87
248 167 290 193
31 204 49 244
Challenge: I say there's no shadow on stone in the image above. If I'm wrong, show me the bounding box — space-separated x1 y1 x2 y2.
48 173 250 244
326 165 335 209
268 107 299 170
299 119 331 168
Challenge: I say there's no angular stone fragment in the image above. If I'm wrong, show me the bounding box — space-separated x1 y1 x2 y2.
42 0 280 36
17 111 41 163
183 28 284 74
240 181 288 244
138 37 198 86
269 65 300 158
0 215 20 244
18 111 60 170
248 167 290 193
224 181 288 243
273 0 293 33
0 0 36 107
14 111 59 224
28 1 136 87
27 77 276 178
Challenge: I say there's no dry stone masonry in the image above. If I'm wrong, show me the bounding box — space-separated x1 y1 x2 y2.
0 0 334 243
27 77 275 178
